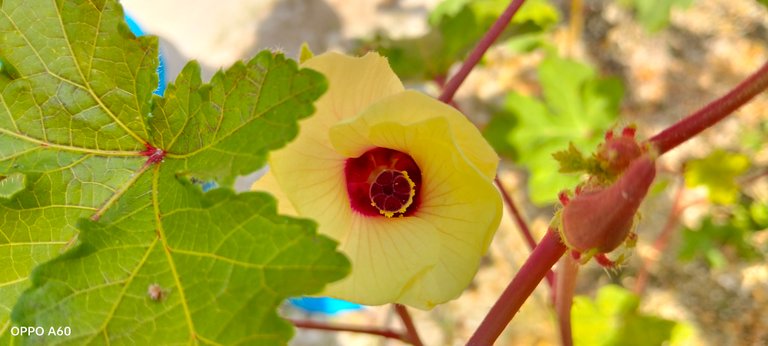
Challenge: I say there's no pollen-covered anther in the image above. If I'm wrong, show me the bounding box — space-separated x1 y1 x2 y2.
369 169 416 218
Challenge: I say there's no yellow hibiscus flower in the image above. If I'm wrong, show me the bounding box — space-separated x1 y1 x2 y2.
253 52 502 309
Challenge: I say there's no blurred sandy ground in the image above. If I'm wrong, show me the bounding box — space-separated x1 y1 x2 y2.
121 0 440 80
120 0 768 345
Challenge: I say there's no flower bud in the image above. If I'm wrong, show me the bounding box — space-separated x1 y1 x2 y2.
597 129 643 175
560 155 656 253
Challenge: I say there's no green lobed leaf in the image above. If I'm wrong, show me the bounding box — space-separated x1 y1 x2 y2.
13 185 348 345
488 55 623 205
678 201 765 268
683 149 750 205
0 0 348 343
572 285 689 346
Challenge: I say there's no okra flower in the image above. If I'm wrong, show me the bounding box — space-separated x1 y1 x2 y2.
253 52 502 309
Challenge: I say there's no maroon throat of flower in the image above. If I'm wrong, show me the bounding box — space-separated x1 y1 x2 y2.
344 147 422 218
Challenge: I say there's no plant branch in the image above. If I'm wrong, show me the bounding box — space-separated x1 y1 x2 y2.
495 177 536 249
495 177 556 289
438 0 528 103
555 254 580 346
648 60 768 155
290 318 410 344
395 304 424 346
468 230 566 345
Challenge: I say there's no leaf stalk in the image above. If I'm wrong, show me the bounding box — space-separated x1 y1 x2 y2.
395 304 424 346
290 319 411 343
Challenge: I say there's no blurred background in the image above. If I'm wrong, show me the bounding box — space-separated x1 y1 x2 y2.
120 0 768 344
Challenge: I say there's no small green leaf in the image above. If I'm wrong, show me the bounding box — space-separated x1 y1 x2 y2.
572 285 688 346
0 173 25 199
553 143 588 173
750 202 768 227
299 42 314 64
684 150 750 205
678 202 764 268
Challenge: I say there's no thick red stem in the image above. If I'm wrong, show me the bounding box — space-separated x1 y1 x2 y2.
468 230 566 345
438 0 528 103
290 319 410 343
648 60 768 155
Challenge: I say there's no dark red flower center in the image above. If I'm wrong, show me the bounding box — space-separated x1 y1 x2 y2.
344 148 422 217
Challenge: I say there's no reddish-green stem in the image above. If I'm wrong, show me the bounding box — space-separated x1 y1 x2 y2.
495 177 537 249
495 177 556 289
468 230 567 345
555 254 580 346
395 304 424 346
290 319 410 343
438 0 528 103
648 60 768 154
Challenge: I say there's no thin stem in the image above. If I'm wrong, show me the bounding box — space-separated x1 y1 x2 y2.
290 319 410 343
438 0 528 103
648 60 768 155
395 304 424 346
468 230 567 345
495 177 536 249
555 254 580 346
495 177 556 289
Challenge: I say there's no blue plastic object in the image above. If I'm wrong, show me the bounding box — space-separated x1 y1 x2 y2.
201 181 218 192
124 13 166 96
289 297 363 315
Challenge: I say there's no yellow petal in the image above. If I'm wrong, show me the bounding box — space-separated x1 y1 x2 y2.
325 215 440 306
329 91 502 308
330 90 499 180
266 52 404 241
